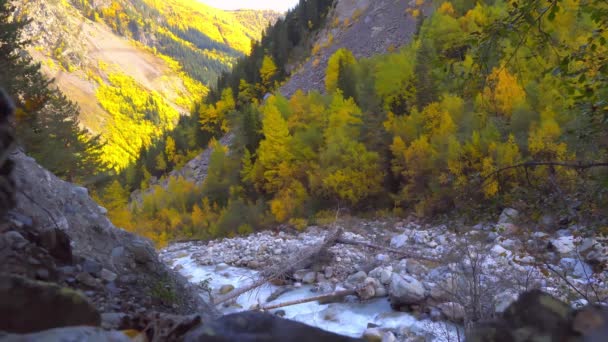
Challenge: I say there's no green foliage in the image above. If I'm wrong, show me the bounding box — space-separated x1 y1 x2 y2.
1 0 104 181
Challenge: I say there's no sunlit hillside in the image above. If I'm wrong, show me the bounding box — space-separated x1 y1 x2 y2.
16 0 278 170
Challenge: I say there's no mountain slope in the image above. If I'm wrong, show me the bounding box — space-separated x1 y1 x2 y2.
16 0 278 170
280 0 431 96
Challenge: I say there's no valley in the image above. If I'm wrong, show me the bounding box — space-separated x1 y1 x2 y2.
16 0 279 170
2 0 608 340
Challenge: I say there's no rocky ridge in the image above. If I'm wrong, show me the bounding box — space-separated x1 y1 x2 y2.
2 149 215 328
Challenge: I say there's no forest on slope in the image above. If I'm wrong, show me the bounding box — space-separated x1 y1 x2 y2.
98 0 608 247
14 0 279 172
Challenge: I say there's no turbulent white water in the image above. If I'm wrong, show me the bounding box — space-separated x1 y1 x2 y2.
169 255 460 340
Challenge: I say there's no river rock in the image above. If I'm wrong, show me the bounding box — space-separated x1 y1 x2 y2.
219 284 235 295
320 305 340 322
100 269 117 282
390 234 408 249
293 269 308 281
76 272 98 288
559 258 593 279
405 259 427 276
369 266 392 285
0 274 100 333
438 302 465 322
498 208 519 224
82 259 102 275
388 273 425 306
491 244 512 259
347 271 367 285
550 236 575 254
302 272 317 284
324 267 334 278
356 277 379 300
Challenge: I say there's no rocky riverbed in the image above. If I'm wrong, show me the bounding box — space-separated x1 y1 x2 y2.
161 210 608 341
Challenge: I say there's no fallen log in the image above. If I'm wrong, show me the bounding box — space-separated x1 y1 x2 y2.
213 228 343 306
336 237 439 262
256 289 356 311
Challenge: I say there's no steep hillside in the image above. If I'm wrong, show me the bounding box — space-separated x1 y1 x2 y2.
16 0 277 170
280 0 431 96
229 10 282 40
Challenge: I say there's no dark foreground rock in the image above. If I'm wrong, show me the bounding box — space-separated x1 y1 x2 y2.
5 150 215 317
184 311 362 342
0 274 100 333
467 290 608 342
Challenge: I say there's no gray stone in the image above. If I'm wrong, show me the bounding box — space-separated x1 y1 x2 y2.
302 272 317 284
369 266 392 285
219 284 235 295
76 272 98 288
3 231 28 249
293 269 309 281
559 258 593 279
100 313 128 330
389 273 425 306
83 259 102 275
498 208 519 224
473 223 492 231
346 271 367 285
130 242 155 264
100 269 117 282
324 267 334 279
405 259 427 276
320 305 340 322
375 254 390 262
438 302 466 322
491 244 512 259
375 286 387 297
579 238 597 253
390 234 408 249
551 236 575 254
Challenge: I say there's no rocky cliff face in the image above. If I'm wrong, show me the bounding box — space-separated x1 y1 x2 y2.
280 0 431 97
4 149 214 318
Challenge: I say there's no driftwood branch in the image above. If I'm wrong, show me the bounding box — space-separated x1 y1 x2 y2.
336 238 439 262
256 289 356 311
213 228 343 306
481 161 608 184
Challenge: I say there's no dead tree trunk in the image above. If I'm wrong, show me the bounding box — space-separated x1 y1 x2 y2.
213 228 343 306
256 289 356 311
